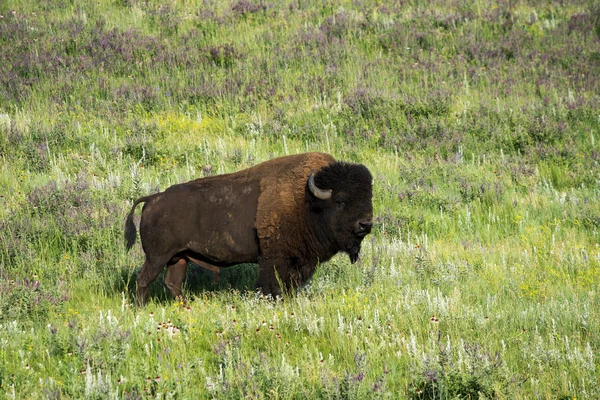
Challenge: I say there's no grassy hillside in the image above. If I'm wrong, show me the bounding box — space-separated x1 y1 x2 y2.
1 0 599 397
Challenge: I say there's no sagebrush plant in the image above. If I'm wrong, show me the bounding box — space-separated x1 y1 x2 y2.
0 0 598 397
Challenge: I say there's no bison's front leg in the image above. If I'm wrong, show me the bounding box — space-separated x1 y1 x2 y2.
256 256 291 298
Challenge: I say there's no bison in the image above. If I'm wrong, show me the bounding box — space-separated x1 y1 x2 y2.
124 152 373 305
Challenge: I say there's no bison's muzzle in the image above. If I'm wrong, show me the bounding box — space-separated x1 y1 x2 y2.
354 220 373 238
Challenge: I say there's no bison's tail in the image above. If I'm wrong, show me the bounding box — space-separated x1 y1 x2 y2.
124 195 155 251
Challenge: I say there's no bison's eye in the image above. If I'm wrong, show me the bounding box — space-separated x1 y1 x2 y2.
335 199 346 206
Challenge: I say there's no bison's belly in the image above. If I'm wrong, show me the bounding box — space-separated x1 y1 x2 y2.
185 220 259 265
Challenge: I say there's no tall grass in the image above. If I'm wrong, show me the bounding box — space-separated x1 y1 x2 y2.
1 0 598 397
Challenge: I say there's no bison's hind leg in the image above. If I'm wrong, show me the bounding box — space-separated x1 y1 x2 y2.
165 258 187 301
136 258 168 306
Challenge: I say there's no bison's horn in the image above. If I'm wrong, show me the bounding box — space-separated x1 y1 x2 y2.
308 169 332 200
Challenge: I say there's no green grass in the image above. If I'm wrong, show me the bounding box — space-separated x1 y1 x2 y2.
1 0 599 398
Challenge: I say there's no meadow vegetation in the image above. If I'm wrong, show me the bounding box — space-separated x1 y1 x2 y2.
0 0 599 398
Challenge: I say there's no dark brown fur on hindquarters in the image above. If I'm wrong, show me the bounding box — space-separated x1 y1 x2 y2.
124 152 374 305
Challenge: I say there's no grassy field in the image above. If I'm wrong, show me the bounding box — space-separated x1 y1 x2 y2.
1 0 599 398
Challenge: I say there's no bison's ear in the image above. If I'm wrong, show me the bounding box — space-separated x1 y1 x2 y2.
307 169 332 200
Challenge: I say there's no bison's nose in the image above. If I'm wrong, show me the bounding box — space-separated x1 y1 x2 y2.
359 221 373 231
356 221 373 236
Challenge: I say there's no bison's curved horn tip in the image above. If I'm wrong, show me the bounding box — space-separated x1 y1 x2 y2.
308 169 332 200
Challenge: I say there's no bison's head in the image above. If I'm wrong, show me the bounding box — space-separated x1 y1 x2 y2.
307 162 373 263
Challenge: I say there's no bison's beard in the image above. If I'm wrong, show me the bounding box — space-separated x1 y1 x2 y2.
346 240 362 264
